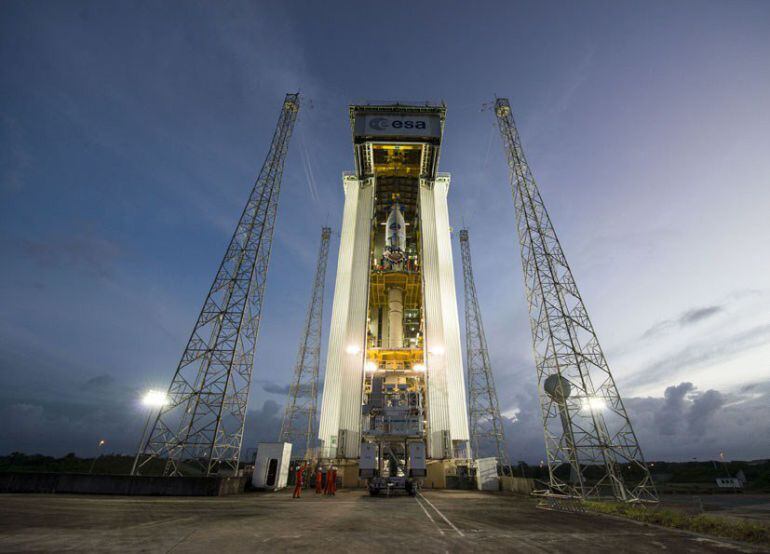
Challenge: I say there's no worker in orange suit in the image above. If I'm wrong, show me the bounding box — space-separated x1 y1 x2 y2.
292 463 305 499
315 467 323 494
329 466 337 496
324 465 333 496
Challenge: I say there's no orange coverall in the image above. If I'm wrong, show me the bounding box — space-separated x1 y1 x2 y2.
292 466 304 498
315 469 323 494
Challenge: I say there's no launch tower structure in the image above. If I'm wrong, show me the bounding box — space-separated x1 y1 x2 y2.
279 227 332 459
493 98 656 501
133 93 300 477
318 104 470 480
460 229 510 471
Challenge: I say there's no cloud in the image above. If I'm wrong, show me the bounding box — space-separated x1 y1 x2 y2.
261 381 290 395
494 379 766 464
82 374 116 391
642 304 723 339
0 366 288 459
624 381 769 461
680 306 723 325
631 323 770 388
654 382 695 435
241 400 284 455
0 394 142 456
497 390 548 464
649 382 724 437
687 389 724 434
12 233 123 279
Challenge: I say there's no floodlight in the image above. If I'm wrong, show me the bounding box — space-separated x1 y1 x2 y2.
142 390 168 408
582 396 606 412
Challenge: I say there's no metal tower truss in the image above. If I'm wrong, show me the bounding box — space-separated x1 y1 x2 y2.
279 227 332 459
134 93 300 476
493 98 657 502
460 229 510 472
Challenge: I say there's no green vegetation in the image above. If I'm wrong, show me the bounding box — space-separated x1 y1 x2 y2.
0 452 177 475
514 459 770 493
0 452 239 476
584 500 770 546
0 452 135 474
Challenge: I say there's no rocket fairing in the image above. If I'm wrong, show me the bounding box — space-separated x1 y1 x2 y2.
384 203 406 263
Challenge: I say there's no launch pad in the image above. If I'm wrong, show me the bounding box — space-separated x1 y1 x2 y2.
0 491 744 553
133 93 656 503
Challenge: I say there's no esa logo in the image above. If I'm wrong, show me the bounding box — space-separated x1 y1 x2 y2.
369 117 427 131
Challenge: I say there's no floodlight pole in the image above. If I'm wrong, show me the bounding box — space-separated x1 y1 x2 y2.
131 407 157 476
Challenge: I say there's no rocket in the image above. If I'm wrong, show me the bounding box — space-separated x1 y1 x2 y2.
384 203 406 263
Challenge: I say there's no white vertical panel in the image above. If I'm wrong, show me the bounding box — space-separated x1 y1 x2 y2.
337 180 374 458
434 174 470 442
420 180 451 458
318 175 360 453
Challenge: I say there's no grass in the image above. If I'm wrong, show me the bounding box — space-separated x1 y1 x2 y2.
584 500 770 546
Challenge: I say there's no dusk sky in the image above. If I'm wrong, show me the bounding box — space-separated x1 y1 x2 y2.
1 0 769 463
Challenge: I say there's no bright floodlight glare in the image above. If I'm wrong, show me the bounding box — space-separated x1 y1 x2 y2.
582 397 607 412
429 345 445 356
413 363 426 372
365 361 377 372
345 345 361 355
142 390 168 408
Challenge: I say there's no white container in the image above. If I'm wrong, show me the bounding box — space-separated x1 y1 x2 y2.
476 457 499 491
252 442 292 491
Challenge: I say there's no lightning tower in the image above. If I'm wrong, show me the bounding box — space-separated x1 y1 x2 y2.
134 93 300 476
279 226 332 459
493 98 656 501
459 229 510 471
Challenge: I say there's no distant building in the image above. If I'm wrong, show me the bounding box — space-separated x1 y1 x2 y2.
715 477 743 489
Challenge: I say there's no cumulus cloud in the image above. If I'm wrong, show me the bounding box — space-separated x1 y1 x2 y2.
654 382 695 436
624 381 768 461
687 389 724 434
647 382 725 437
493 380 766 464
498 391 548 464
241 400 284 454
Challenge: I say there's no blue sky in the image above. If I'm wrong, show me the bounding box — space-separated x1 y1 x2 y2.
1 0 769 463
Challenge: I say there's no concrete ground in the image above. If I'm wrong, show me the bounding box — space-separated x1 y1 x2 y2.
0 489 766 553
